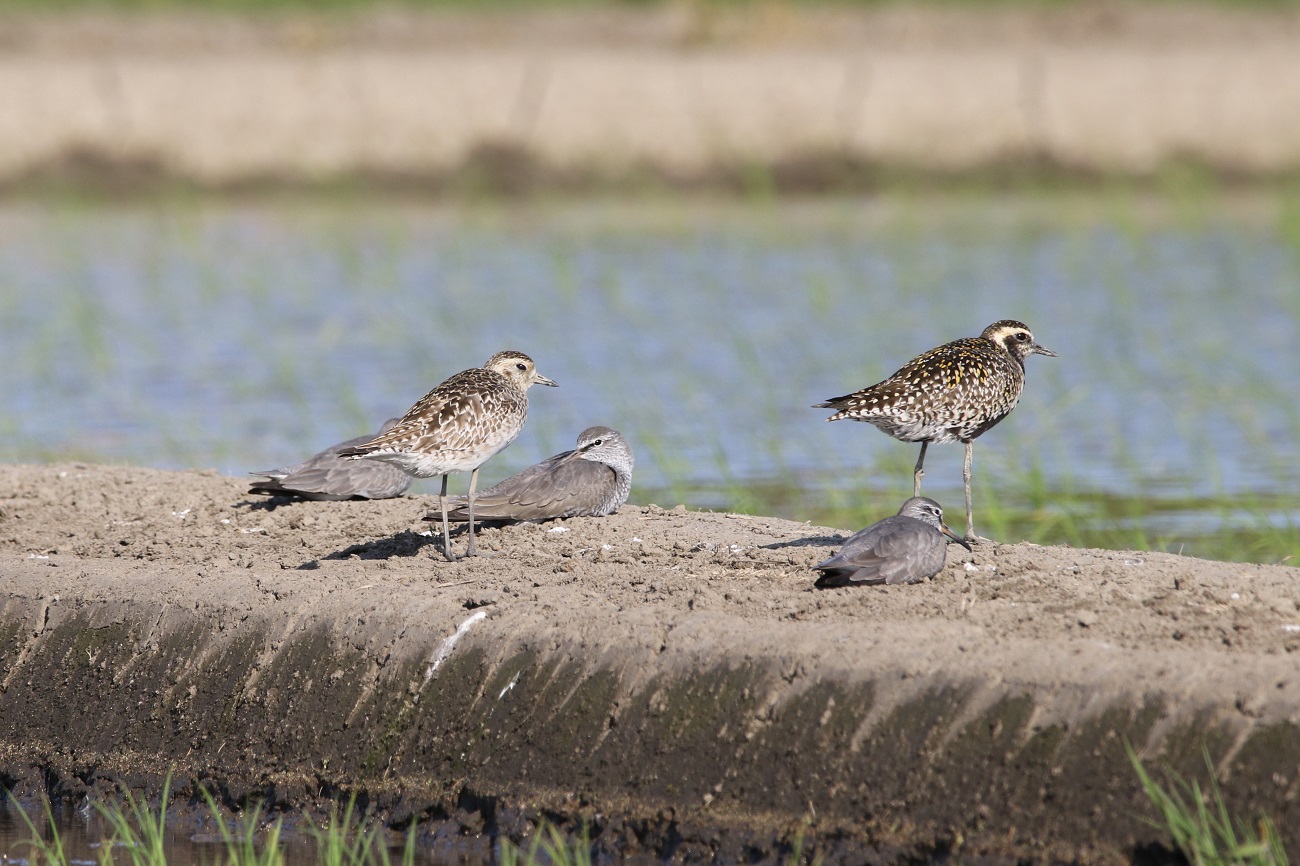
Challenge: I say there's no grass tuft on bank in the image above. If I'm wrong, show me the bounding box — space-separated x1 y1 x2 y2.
1129 744 1290 866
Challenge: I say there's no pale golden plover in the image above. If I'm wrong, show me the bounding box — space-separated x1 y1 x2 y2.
339 351 557 560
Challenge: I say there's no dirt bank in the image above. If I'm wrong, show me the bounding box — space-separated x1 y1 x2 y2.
3 6 1300 190
1 462 1298 863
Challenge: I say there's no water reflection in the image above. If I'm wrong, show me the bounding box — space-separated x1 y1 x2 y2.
0 802 354 866
0 197 1295 555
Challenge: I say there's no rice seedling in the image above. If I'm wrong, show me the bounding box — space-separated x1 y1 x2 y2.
92 774 172 866
302 796 370 866
196 787 286 866
498 821 592 866
5 791 70 866
370 825 415 866
1 779 434 866
1128 743 1289 866
301 793 415 866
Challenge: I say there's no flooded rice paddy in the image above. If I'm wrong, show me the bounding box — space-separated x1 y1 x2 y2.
0 802 375 866
0 193 1296 563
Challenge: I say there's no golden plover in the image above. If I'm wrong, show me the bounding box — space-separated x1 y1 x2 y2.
815 320 1055 542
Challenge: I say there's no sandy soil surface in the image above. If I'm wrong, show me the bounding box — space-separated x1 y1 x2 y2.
2 462 1299 863
4 462 1296 656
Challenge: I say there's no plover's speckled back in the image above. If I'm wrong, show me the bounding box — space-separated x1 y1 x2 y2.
249 418 411 501
815 320 1055 542
339 350 558 560
813 496 970 588
438 426 633 523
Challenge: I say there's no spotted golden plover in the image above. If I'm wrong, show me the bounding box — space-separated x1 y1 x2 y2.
814 319 1055 542
438 425 633 523
339 350 558 560
249 418 411 501
813 496 971 588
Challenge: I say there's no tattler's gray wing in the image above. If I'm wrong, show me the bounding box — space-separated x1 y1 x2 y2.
249 419 411 501
813 497 969 588
444 451 617 520
440 426 633 522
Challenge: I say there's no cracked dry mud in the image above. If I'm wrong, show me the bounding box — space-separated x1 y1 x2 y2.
1 463 1298 864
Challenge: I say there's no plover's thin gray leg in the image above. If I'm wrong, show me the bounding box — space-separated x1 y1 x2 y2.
963 441 987 543
438 473 454 561
464 467 480 557
913 441 928 496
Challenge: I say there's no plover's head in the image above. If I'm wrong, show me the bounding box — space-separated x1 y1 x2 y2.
981 320 1057 364
485 351 558 390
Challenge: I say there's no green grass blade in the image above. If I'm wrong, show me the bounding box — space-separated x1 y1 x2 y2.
7 789 70 866
1128 741 1290 866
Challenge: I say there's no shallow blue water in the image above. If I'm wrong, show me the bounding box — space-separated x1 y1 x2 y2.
0 198 1296 526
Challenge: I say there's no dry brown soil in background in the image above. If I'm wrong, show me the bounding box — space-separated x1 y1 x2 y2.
5 4 1300 190
6 4 1300 53
1 463 1299 864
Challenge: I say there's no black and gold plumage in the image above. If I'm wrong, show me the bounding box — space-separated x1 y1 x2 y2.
814 320 1055 541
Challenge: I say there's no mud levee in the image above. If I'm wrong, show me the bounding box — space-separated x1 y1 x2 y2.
2 464 1299 863
4 6 1300 187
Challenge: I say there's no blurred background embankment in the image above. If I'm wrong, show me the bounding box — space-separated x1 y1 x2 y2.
5 2 1300 191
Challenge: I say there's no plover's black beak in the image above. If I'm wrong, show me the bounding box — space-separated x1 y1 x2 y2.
1031 342 1057 358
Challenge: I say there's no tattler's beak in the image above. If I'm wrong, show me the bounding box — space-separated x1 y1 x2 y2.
553 446 587 465
1031 341 1057 358
941 522 974 552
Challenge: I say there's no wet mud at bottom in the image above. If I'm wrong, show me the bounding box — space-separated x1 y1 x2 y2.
1 464 1298 864
0 799 1016 866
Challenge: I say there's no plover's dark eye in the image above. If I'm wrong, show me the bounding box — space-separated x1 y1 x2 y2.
1014 332 1030 342
516 363 527 371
